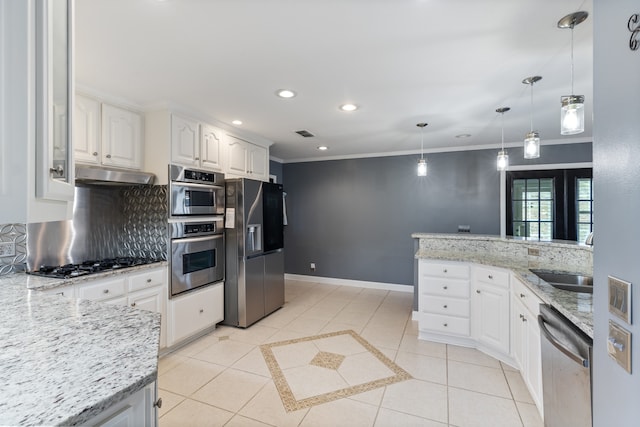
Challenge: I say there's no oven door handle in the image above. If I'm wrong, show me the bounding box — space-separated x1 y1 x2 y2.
173 234 222 244
538 315 589 368
171 181 224 191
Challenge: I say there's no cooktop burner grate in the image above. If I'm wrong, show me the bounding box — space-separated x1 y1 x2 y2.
29 257 163 279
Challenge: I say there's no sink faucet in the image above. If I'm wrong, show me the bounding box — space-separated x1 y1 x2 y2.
585 232 594 246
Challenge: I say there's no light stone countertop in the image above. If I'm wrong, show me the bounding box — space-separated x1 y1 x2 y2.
0 270 162 426
414 248 593 338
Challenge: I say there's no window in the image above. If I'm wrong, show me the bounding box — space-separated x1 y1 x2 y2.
506 168 592 241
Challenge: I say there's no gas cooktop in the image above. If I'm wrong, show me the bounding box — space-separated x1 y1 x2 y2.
28 257 163 279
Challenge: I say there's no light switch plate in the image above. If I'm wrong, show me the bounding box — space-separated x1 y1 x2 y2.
608 276 632 324
608 320 632 373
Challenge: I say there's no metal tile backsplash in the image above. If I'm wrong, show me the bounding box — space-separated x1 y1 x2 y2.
26 185 168 270
0 223 27 275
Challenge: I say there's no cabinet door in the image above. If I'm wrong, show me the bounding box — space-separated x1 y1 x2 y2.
526 314 543 409
168 283 222 345
248 143 267 180
129 287 163 314
40 284 76 298
74 94 100 164
171 115 199 167
226 135 248 175
102 104 142 169
511 295 527 371
472 282 510 354
200 124 223 171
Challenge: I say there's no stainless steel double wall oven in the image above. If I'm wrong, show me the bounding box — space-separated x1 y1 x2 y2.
169 164 225 297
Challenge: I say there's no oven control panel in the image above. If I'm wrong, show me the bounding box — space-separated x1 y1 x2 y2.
170 219 224 239
184 222 217 235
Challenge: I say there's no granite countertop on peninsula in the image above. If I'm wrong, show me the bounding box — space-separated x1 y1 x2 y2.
0 272 161 426
412 234 593 338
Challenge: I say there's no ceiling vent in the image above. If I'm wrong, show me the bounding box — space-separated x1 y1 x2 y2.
294 130 315 138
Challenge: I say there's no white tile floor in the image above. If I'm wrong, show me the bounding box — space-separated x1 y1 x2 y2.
158 280 544 427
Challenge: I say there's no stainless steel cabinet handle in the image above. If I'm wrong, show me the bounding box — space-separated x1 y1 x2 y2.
443 285 448 290
443 305 448 309
519 314 525 319
105 154 112 159
49 165 64 176
92 151 98 156
520 293 526 298
443 269 448 273
154 398 163 409
476 290 481 294
131 302 136 307
147 278 152 283
443 323 448 327
103 289 109 294
488 274 493 279
199 309 204 313
194 157 200 161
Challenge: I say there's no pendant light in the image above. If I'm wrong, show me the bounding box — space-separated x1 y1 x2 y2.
496 108 510 171
558 11 588 135
416 122 428 176
522 76 542 159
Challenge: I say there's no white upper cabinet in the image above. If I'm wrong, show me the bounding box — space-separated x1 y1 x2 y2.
101 104 143 169
73 94 100 164
171 115 199 167
74 94 143 170
35 0 75 202
200 123 224 171
170 114 224 172
226 134 268 181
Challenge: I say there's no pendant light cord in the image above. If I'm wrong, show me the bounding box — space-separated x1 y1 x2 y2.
571 25 575 95
529 82 534 132
500 111 505 150
420 127 424 160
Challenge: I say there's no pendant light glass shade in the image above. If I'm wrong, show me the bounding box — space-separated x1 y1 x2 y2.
558 11 588 135
497 150 509 171
417 158 427 176
496 107 510 171
524 131 540 159
560 95 585 135
416 122 428 177
522 76 542 160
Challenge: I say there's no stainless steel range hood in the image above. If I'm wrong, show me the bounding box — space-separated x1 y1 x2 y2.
75 165 155 185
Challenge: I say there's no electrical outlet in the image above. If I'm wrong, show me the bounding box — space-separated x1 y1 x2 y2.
310 262 316 272
528 247 540 256
0 242 16 258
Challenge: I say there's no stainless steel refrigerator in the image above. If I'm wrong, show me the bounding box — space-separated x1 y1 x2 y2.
223 178 285 327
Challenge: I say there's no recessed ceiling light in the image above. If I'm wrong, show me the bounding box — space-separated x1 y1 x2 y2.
231 120 243 125
339 104 358 112
317 146 329 151
455 133 472 138
276 89 296 98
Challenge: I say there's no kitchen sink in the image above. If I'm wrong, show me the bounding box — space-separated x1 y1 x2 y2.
530 269 593 294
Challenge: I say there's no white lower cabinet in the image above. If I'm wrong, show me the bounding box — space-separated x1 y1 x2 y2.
418 259 544 417
471 266 510 355
168 283 224 347
82 381 157 427
418 260 471 342
511 277 543 415
40 267 169 349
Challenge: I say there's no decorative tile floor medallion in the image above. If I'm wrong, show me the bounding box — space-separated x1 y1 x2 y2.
260 329 412 411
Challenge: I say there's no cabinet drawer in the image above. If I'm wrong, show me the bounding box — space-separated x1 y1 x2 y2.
420 295 470 317
420 260 470 279
473 266 510 288
512 276 542 316
40 284 75 298
129 267 166 292
421 277 470 298
420 313 470 336
78 277 127 301
170 283 224 344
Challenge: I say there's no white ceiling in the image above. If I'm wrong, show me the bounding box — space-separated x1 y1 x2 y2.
75 0 593 163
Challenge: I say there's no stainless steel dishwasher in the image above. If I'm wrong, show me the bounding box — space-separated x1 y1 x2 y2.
538 304 593 427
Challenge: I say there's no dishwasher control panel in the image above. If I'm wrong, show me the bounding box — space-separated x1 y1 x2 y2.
608 320 632 373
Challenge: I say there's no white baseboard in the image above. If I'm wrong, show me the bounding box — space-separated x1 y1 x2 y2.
285 273 414 293
412 310 419 320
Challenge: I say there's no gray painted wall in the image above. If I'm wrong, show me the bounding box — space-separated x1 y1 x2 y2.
282 145 595 287
592 1 640 424
509 142 592 166
269 160 283 184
